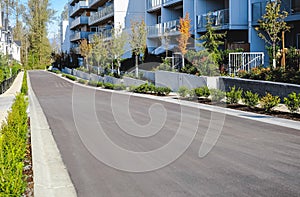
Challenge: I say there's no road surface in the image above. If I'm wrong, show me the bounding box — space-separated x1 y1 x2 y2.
29 71 300 197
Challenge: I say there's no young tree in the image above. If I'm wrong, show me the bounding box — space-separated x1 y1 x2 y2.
160 29 170 57
79 39 92 70
111 26 127 75
257 0 290 68
92 33 108 72
200 13 226 63
129 19 147 78
177 13 191 69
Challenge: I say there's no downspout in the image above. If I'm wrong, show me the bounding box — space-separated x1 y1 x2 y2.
248 0 251 52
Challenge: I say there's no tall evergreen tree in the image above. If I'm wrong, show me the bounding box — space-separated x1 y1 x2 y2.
25 0 54 69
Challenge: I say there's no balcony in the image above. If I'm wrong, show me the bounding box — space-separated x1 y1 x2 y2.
70 31 94 42
147 19 179 38
252 0 300 24
147 24 163 37
197 9 229 31
147 0 162 12
70 16 89 30
163 0 182 7
70 1 88 17
89 0 107 9
88 29 112 42
89 4 114 26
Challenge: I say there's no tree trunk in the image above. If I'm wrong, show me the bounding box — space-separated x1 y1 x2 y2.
182 54 185 69
273 43 276 69
135 55 139 78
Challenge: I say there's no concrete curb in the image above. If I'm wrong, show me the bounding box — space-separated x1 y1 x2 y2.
28 71 77 196
51 70 300 131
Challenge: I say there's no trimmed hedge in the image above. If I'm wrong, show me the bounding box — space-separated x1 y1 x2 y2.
65 74 77 81
21 71 28 95
0 93 28 196
133 83 171 96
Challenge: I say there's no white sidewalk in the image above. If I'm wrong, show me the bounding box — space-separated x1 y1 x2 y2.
0 72 24 125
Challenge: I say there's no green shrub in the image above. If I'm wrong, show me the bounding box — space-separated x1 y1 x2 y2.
260 93 280 112
134 83 155 94
88 81 98 87
0 93 28 196
226 86 243 104
194 86 210 98
155 87 171 96
65 74 77 81
78 79 87 84
210 89 225 103
113 84 126 90
129 85 137 92
97 82 103 87
242 91 259 108
103 83 114 89
178 86 189 97
21 71 28 95
284 92 300 113
62 74 66 77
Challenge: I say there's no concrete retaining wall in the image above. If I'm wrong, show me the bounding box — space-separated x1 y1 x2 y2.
155 71 207 91
73 70 90 80
90 73 104 82
123 77 146 87
104 76 122 84
143 71 155 82
62 67 72 75
219 77 300 100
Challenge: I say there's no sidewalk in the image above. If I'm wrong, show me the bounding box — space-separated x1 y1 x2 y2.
0 72 24 125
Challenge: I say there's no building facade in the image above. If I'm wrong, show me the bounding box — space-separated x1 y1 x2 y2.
61 20 71 53
64 0 300 66
0 5 21 63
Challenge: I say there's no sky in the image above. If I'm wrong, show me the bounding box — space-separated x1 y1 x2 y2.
48 0 68 37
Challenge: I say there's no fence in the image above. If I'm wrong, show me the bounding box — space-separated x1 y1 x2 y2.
0 74 18 94
229 52 264 76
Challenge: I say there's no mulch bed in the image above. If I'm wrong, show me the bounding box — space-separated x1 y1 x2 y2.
176 97 300 122
23 117 34 197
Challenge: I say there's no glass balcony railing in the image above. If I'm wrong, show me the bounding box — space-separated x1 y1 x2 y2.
197 9 229 29
70 31 94 41
70 16 89 29
147 0 162 10
147 19 179 37
88 29 113 42
70 1 88 17
163 19 180 33
147 23 163 37
89 4 114 25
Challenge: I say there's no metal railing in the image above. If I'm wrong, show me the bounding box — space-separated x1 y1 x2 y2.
0 73 18 94
70 16 89 29
147 19 179 37
70 31 94 41
163 19 180 33
88 29 112 42
70 1 88 17
229 52 264 76
197 9 229 29
89 4 114 25
147 23 163 37
147 0 162 10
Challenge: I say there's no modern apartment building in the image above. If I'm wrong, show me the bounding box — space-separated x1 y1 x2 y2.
61 20 71 53
67 0 144 57
64 0 300 65
69 0 94 54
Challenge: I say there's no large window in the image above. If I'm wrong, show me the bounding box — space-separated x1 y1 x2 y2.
292 0 300 13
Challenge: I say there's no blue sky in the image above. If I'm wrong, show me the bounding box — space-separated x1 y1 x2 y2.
48 0 68 37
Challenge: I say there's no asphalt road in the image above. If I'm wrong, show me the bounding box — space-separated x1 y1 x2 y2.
29 71 300 197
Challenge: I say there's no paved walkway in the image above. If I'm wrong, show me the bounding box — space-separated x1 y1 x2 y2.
0 72 24 125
